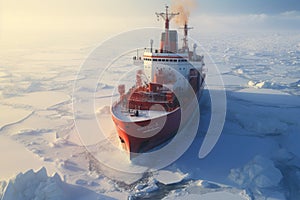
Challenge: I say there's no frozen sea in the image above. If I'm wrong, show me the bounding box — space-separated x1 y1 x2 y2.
0 30 300 200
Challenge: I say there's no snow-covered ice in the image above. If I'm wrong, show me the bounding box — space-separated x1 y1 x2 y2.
152 170 188 185
0 105 32 130
2 91 70 110
163 191 250 200
0 135 57 180
0 31 299 199
1 167 113 200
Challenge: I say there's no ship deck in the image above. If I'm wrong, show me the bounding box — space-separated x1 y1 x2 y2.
111 102 174 122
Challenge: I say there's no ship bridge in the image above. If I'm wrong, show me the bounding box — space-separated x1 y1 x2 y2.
143 51 189 62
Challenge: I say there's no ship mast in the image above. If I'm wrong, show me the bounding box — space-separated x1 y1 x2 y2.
180 22 193 52
156 6 179 52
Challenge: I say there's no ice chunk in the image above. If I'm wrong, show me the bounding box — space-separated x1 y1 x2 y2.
229 155 282 193
132 177 159 198
1 168 106 200
0 181 7 199
234 69 244 75
255 81 265 88
196 180 221 189
153 170 188 185
247 81 256 87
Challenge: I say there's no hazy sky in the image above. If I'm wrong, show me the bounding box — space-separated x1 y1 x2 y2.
1 0 299 47
199 0 300 14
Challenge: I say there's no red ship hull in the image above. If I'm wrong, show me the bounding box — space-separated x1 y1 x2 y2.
111 107 181 153
111 83 203 156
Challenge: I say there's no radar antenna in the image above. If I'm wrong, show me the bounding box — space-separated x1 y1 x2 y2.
155 5 179 52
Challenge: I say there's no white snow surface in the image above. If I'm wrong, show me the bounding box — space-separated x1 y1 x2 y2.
0 135 57 180
163 191 250 200
0 105 32 130
2 91 70 110
0 31 300 199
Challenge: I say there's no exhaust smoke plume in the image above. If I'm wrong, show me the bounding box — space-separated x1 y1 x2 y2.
171 0 197 26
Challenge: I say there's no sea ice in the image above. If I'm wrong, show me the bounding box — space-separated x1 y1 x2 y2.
229 155 282 195
1 168 112 200
153 170 188 185
0 105 32 130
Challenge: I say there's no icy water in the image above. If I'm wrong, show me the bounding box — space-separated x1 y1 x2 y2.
0 31 300 199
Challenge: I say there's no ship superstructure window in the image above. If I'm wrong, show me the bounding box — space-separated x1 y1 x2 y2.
144 58 154 61
177 59 188 62
146 58 187 62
